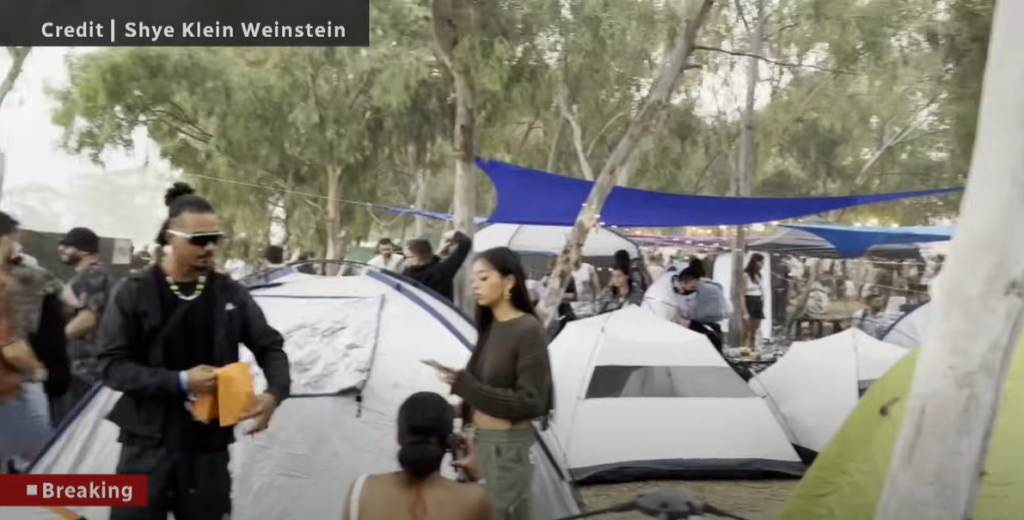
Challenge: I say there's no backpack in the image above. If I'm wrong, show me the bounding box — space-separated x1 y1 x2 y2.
694 281 728 323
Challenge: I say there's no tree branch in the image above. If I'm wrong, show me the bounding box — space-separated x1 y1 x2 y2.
0 47 31 110
558 84 596 181
695 45 855 75
585 109 631 158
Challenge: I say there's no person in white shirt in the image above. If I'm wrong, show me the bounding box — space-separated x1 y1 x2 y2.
642 264 685 321
740 253 766 349
852 293 888 338
569 257 600 318
366 238 405 273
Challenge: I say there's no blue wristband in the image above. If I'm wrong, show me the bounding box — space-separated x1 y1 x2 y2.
178 371 188 393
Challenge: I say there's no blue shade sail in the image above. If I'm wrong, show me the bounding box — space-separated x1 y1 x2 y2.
477 158 962 227
781 224 954 258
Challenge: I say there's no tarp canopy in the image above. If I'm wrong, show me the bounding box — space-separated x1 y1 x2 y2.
782 223 954 258
749 221 924 259
478 159 963 227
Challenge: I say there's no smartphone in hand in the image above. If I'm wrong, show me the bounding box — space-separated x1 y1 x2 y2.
421 359 452 373
448 434 467 482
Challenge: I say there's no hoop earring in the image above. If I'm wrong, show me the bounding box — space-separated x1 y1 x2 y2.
505 288 512 300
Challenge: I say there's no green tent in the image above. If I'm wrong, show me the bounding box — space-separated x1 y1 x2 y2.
776 340 1024 520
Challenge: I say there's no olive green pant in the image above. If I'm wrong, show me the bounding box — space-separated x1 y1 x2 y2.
475 427 535 520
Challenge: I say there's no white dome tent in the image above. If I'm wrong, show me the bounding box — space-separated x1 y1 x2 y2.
747 328 908 461
880 300 930 348
548 306 804 484
0 270 581 520
473 223 639 258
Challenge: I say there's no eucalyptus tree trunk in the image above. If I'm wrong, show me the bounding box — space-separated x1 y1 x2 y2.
729 0 766 348
433 0 478 313
538 0 718 327
875 1 1024 517
0 47 31 206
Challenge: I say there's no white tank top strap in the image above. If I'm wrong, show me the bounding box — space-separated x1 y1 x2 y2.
349 473 369 520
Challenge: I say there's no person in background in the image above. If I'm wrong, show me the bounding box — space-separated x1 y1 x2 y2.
58 227 117 408
263 245 286 270
404 230 472 303
97 183 291 520
596 263 644 314
674 267 727 352
614 249 652 292
0 212 55 474
366 237 405 273
426 247 553 520
646 254 665 281
740 253 766 349
11 240 72 428
343 391 495 520
538 257 578 339
569 256 600 318
852 293 888 338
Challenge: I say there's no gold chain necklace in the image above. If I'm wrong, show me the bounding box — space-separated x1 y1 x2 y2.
166 275 206 301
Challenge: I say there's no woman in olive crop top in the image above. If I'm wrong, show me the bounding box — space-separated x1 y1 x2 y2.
426 247 553 520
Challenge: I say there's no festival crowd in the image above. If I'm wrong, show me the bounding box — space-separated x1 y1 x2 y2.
0 181 771 520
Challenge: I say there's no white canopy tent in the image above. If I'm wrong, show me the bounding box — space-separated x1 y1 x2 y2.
0 271 580 520
881 301 930 349
472 223 639 258
548 306 804 484
748 328 908 460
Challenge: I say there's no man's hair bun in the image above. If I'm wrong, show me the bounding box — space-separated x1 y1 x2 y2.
165 182 196 207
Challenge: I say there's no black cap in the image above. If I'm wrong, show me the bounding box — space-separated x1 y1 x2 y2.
60 227 100 254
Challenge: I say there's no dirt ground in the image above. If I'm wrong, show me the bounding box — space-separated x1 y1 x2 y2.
579 480 799 520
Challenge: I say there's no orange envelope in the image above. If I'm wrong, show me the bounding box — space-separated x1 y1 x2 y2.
216 362 255 427
191 393 218 423
189 362 254 427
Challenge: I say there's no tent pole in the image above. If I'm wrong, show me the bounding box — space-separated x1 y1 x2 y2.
874 1 1024 518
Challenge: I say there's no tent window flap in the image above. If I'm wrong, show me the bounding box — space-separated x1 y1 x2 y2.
585 366 755 398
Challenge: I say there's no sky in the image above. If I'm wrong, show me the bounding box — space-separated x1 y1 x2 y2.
0 44 768 246
0 47 173 244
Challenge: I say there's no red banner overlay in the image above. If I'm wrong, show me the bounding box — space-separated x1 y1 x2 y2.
0 475 147 507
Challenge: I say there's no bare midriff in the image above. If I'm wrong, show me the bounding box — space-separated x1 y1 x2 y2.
472 410 531 430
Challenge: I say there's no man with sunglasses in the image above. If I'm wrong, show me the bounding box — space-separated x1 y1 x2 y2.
97 182 291 520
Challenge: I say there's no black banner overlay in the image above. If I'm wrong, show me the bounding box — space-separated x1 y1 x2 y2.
0 0 369 46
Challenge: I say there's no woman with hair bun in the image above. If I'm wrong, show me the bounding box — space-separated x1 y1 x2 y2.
342 391 495 520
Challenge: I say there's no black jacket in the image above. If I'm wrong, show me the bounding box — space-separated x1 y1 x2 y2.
403 231 472 302
30 293 70 399
96 268 291 448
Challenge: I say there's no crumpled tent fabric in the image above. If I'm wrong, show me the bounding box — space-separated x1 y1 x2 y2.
781 224 954 258
775 342 1024 520
880 301 930 349
477 158 962 227
0 271 581 520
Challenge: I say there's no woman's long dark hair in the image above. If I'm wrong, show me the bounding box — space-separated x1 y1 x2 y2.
612 263 631 296
472 247 536 353
744 253 764 282
397 392 453 481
